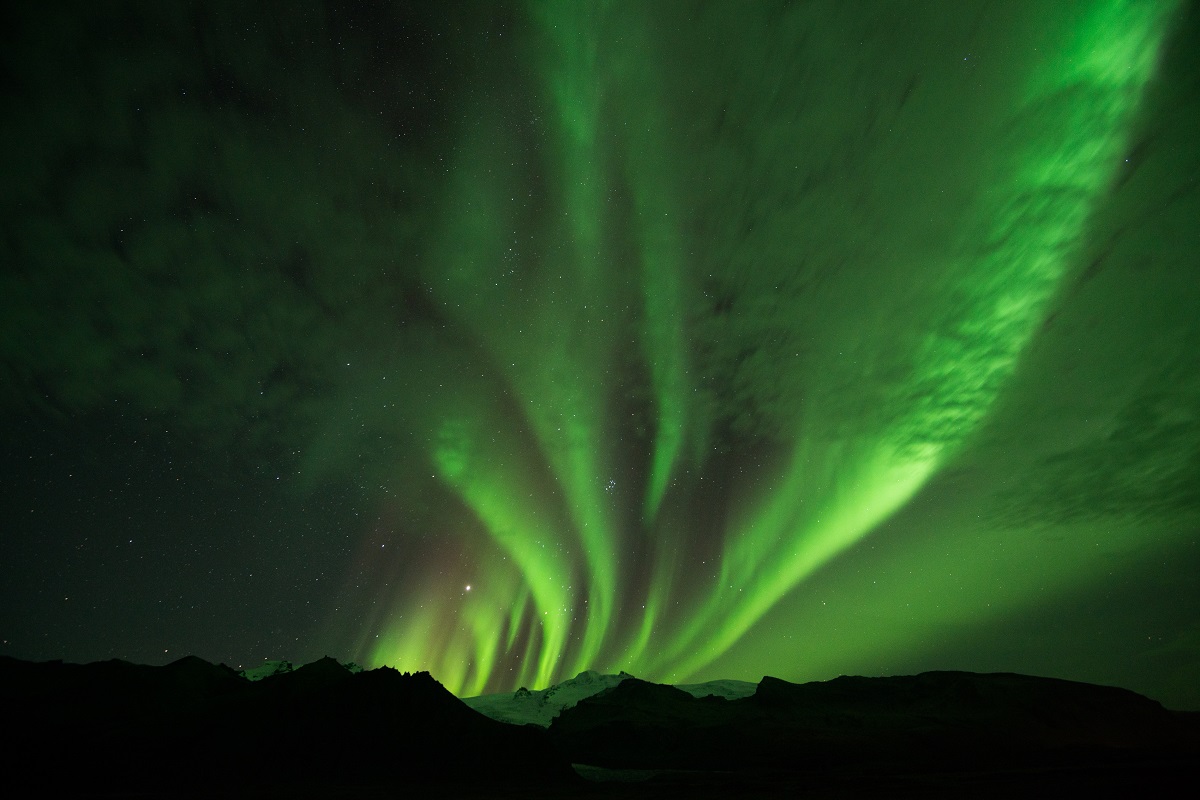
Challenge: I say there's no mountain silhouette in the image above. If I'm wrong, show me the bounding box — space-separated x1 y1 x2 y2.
0 655 578 795
2 657 1196 797
548 671 1200 795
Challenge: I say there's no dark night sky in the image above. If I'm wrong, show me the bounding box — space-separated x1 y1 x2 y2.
2 0 1198 709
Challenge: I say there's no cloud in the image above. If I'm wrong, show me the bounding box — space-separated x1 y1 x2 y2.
0 1 452 462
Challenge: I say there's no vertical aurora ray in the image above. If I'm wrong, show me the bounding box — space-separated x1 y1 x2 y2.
353 0 1183 696
619 48 692 525
586 0 696 667
631 182 690 524
520 0 621 676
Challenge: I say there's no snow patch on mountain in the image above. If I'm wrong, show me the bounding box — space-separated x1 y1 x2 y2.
463 670 633 726
238 659 363 681
676 679 758 700
463 671 759 726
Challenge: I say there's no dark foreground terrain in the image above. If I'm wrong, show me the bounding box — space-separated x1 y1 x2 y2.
2 655 1196 798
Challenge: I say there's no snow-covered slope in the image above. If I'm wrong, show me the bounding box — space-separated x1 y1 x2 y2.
239 660 295 681
463 671 759 726
238 659 362 681
463 669 634 726
676 679 758 700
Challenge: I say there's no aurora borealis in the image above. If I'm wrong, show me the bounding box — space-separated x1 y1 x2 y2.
2 0 1198 709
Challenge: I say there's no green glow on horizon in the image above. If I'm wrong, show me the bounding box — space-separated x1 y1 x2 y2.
359 0 1182 696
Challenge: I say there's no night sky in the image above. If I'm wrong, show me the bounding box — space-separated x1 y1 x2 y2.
3 0 1198 709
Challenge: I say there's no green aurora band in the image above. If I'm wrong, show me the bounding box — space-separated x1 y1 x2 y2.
363 0 1183 695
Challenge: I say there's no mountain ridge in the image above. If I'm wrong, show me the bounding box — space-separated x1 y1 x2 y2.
2 655 1196 796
